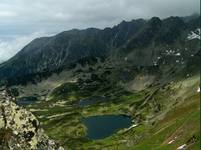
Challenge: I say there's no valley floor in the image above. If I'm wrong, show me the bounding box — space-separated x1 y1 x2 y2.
18 74 200 150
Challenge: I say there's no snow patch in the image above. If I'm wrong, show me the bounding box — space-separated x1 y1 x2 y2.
187 28 200 40
124 124 138 132
153 61 157 66
177 144 186 150
165 49 181 56
175 53 181 56
168 136 177 145
166 49 175 55
168 139 175 144
128 124 138 129
197 87 200 93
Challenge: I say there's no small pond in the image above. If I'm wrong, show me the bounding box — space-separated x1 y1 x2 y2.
16 96 38 106
78 96 106 107
81 114 132 140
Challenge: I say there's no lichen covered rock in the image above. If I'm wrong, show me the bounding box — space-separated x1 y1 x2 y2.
0 90 64 150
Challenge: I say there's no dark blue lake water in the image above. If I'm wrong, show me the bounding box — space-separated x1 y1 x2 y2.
16 96 37 106
78 96 106 107
82 115 132 140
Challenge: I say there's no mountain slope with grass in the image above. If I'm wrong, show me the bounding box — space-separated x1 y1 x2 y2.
0 15 200 150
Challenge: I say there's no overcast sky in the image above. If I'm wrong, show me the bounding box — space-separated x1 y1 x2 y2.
0 0 200 62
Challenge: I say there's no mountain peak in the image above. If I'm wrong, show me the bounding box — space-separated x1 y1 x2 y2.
0 15 200 86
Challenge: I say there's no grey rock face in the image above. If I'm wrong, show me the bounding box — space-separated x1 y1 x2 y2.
0 90 64 150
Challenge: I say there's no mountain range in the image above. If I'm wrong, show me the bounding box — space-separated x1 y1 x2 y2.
0 14 200 149
0 15 200 85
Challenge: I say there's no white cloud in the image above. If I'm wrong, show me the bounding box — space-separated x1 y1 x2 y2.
0 31 52 63
0 0 199 27
0 0 199 62
0 11 17 17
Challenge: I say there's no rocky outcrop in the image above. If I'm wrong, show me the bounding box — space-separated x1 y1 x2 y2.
0 89 64 150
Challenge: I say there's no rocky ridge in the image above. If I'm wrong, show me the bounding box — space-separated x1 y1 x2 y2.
0 89 64 150
0 15 200 86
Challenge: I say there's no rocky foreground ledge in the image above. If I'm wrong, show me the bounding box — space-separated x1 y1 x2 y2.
0 89 64 150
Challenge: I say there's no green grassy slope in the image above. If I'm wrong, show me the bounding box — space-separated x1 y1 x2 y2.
20 73 200 149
